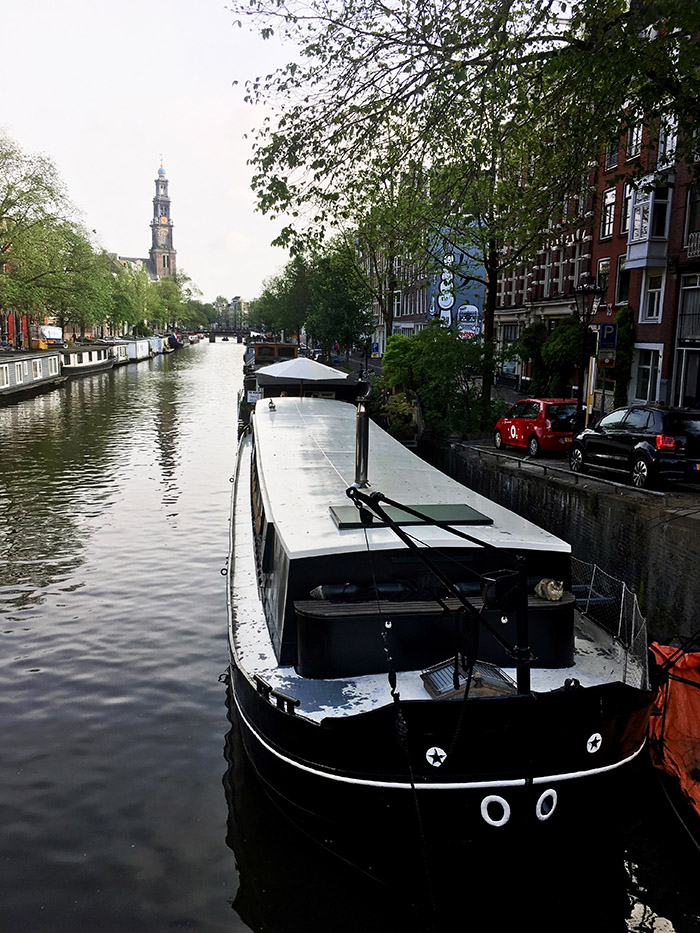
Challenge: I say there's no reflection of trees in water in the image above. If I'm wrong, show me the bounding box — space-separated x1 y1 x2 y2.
0 370 135 609
152 364 181 513
221 684 636 933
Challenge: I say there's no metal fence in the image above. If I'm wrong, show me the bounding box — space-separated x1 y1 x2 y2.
572 557 650 690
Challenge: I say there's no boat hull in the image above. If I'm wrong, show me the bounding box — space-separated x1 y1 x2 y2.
229 659 653 854
62 359 115 378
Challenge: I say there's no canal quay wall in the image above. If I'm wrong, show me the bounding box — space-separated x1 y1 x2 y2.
420 438 700 643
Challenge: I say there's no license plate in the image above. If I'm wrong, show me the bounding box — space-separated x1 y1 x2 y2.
563 436 572 444
694 463 700 471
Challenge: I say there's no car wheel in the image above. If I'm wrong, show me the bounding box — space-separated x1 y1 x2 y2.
494 430 503 449
631 455 652 489
528 436 540 457
569 445 586 474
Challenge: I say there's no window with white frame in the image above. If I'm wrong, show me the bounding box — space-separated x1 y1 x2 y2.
615 255 630 305
629 182 670 243
393 291 401 318
48 356 59 376
552 250 564 295
497 273 506 307
641 271 664 322
571 241 584 287
679 274 700 340
634 348 660 401
650 185 669 237
627 120 642 159
684 187 700 249
657 115 677 168
0 365 8 388
32 359 42 378
631 188 651 241
543 250 552 297
502 324 519 344
605 139 618 171
620 183 633 234
15 362 23 382
600 188 615 238
597 258 610 301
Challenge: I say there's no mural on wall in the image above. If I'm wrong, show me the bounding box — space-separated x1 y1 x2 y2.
427 249 484 337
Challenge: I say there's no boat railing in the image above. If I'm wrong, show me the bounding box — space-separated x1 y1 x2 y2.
572 557 649 690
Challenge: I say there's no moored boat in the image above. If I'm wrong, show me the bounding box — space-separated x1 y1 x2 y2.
58 344 115 378
0 348 66 403
226 396 654 870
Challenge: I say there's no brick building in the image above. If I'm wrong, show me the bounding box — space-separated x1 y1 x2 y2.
495 117 700 412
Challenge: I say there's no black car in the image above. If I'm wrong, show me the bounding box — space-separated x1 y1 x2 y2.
569 404 700 488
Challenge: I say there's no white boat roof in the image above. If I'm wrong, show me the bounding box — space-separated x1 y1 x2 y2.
251 397 569 560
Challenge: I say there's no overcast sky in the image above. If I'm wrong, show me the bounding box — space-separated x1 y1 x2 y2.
0 0 293 303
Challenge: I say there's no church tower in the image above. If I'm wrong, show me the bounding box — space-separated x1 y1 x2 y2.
149 162 177 278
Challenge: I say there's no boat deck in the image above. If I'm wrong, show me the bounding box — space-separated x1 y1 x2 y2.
229 433 638 724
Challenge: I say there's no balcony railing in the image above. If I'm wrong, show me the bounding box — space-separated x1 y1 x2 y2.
687 231 700 259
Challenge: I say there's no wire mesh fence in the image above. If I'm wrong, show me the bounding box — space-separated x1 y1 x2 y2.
572 557 650 690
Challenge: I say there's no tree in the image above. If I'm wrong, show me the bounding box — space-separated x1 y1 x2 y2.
306 242 373 354
231 0 700 426
541 315 597 399
382 323 484 435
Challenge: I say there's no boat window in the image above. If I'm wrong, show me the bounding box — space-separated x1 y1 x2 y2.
0 365 8 388
251 449 264 537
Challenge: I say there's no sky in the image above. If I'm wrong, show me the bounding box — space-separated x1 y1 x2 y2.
0 0 294 303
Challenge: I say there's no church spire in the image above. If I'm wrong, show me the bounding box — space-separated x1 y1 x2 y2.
149 161 177 278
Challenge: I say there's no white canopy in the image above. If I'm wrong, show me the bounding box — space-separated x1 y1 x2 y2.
255 357 351 385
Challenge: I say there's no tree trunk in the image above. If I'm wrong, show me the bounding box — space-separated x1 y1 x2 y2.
479 240 498 429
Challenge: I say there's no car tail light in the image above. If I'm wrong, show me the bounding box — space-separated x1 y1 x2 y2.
545 419 552 430
656 434 676 450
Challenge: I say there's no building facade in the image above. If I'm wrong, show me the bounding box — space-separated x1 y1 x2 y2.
495 116 700 413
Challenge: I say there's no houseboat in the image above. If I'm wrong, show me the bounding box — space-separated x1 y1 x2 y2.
58 344 115 378
94 339 129 366
226 396 654 872
123 336 152 363
0 349 66 403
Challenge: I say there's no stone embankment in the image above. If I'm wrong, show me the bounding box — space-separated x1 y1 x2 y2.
421 438 700 644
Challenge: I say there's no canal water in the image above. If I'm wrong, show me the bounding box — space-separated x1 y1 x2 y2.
1 342 698 932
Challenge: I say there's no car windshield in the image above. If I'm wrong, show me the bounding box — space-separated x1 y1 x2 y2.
545 403 576 429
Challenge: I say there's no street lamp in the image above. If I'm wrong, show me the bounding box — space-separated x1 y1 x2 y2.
573 275 605 429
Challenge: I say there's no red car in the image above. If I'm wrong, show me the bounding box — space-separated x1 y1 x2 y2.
493 398 578 457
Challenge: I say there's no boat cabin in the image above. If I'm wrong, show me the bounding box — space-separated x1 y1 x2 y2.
0 349 64 403
247 398 573 680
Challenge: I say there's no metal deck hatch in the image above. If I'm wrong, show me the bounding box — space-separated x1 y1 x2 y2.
329 503 493 529
421 659 517 699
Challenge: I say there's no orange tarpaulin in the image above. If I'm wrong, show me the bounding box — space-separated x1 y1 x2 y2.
649 642 700 819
